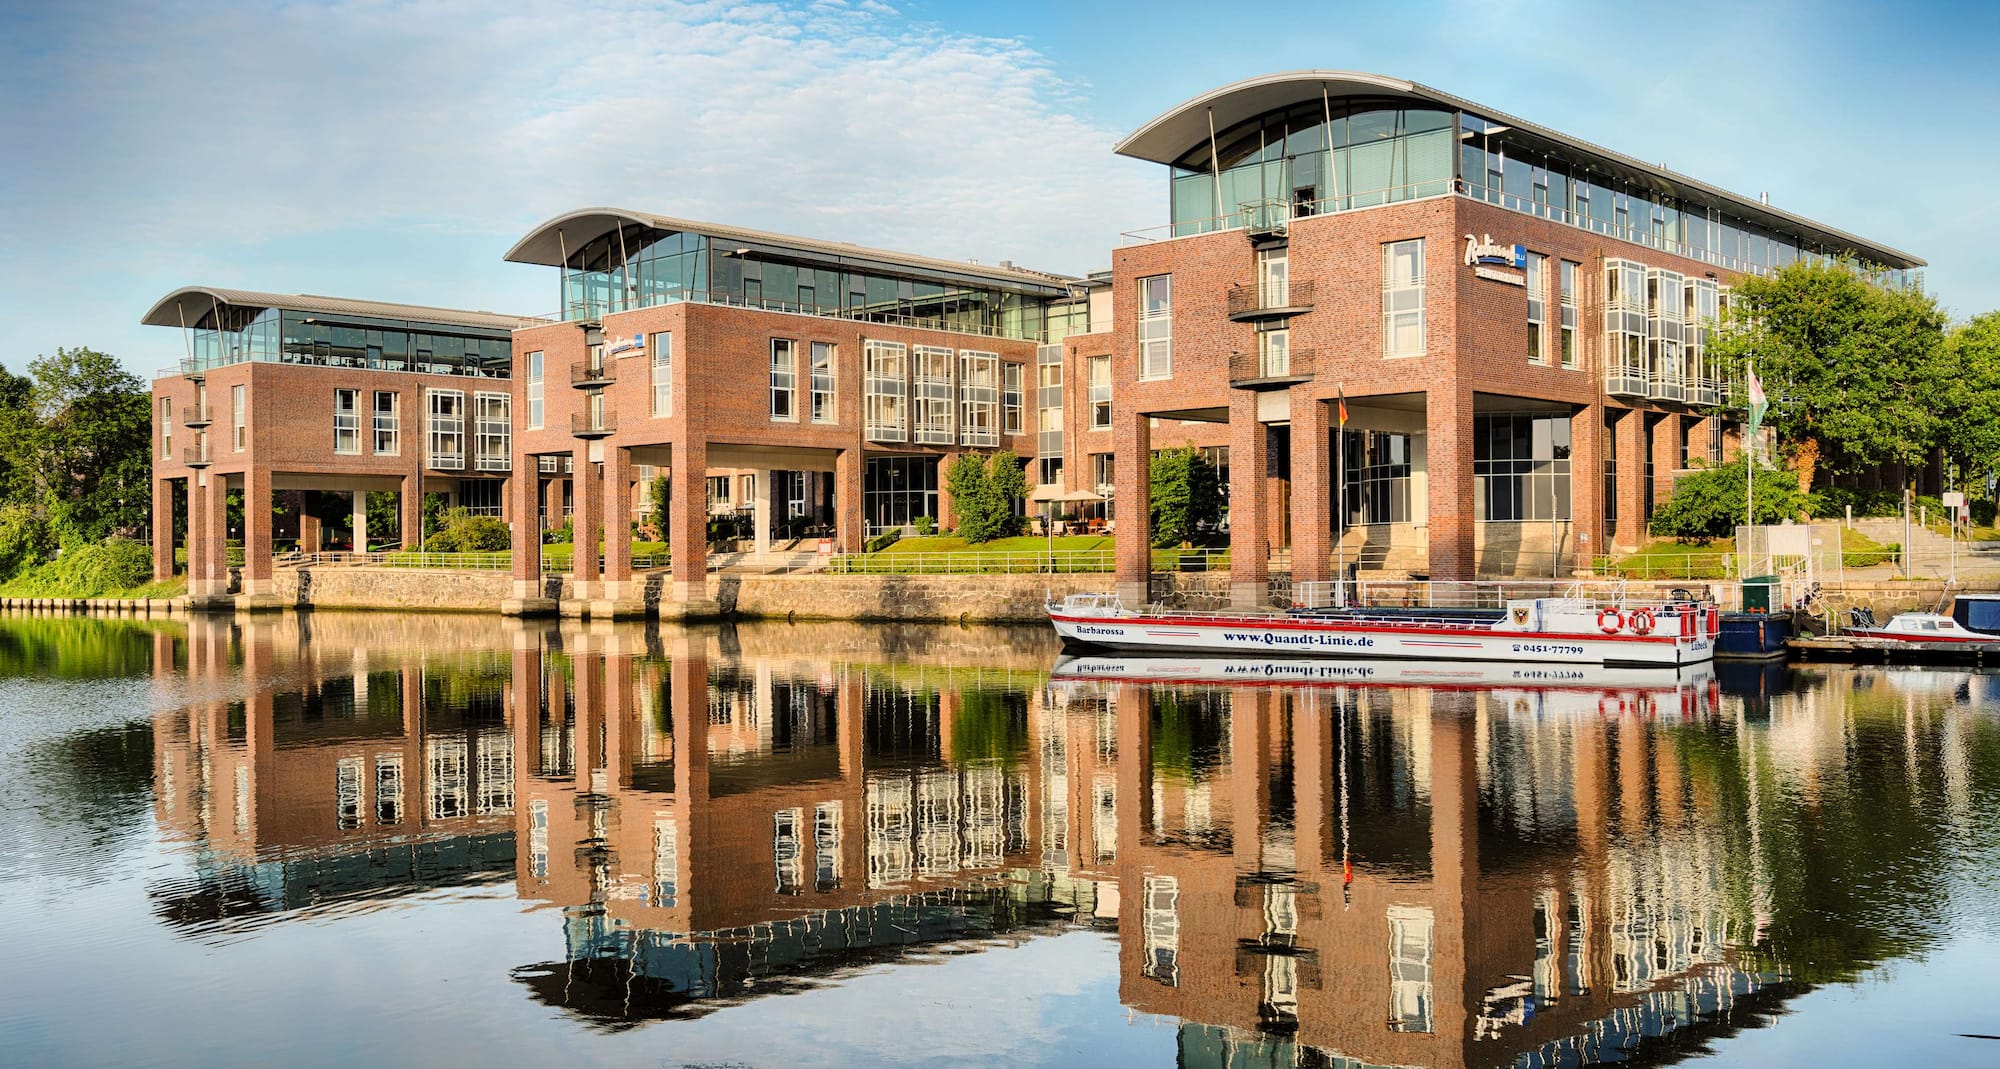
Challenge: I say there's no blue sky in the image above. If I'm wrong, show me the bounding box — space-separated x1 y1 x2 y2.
2 0 1995 376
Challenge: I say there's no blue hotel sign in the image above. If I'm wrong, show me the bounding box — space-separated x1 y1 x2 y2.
606 333 645 357
1462 234 1526 268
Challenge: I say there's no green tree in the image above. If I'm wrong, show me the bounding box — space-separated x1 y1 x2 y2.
1709 260 1946 491
1648 456 1808 542
23 348 151 543
945 453 998 542
1930 312 2000 490
984 452 1028 539
1149 446 1222 548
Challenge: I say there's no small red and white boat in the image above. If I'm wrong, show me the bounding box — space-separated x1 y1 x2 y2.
1047 591 1718 668
1842 610 2000 646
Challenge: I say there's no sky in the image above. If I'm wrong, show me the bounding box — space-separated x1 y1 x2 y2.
1 0 1996 377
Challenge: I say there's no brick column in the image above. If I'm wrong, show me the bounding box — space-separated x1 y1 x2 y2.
1227 393 1268 608
1425 383 1476 581
935 452 957 531
152 478 175 581
295 491 320 554
509 455 541 599
541 473 562 531
185 475 208 591
1613 409 1647 552
1569 402 1602 576
243 466 273 595
400 473 423 551
1651 412 1683 516
1290 394 1332 594
602 446 633 598
751 467 773 555
834 446 864 554
202 473 230 596
670 437 709 603
1112 411 1151 604
571 445 600 600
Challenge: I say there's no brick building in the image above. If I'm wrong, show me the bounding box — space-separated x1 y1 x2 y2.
1099 71 1924 603
144 288 538 603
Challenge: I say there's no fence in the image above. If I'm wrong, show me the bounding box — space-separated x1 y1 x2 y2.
282 549 669 572
826 546 1229 575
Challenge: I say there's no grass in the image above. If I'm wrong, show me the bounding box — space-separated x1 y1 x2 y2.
0 576 186 600
845 533 1229 573
1602 529 1899 578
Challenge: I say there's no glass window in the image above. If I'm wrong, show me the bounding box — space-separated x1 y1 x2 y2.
1138 275 1172 378
231 384 247 450
864 340 908 443
810 341 836 424
160 398 172 460
428 389 464 468
1559 261 1579 368
1473 412 1572 521
957 351 999 447
474 392 511 471
525 350 544 429
373 391 399 455
1002 363 1024 436
913 346 954 445
1089 356 1112 429
333 389 360 455
1091 452 1114 495
1388 906 1436 1033
1525 253 1547 365
650 333 672 417
1382 239 1425 358
770 339 797 421
1341 429 1413 525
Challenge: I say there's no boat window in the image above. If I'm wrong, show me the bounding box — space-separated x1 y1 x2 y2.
1920 620 1939 630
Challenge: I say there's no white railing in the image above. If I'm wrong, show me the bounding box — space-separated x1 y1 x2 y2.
1287 578 1652 612
283 549 670 572
555 286 1049 341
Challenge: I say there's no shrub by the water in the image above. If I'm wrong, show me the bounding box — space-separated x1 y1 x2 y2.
425 508 510 552
5 539 153 596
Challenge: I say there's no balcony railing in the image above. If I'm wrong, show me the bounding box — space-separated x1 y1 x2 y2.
1230 347 1316 390
572 412 617 439
571 360 616 388
1647 375 1686 403
1606 368 1648 397
182 446 211 469
1688 378 1723 407
181 405 212 428
1226 279 1315 320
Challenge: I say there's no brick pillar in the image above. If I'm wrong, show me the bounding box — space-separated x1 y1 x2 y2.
752 467 773 555
670 437 709 603
834 446 864 554
1227 392 1269 608
509 456 541 598
1569 402 1602 576
153 478 175 581
296 491 320 554
602 446 633 598
1614 409 1647 552
185 475 208 591
401 473 423 552
1651 412 1683 516
1425 383 1476 581
202 473 230 596
935 452 957 531
1290 394 1332 593
1112 411 1152 604
572 445 600 600
243 466 273 595
541 473 561 531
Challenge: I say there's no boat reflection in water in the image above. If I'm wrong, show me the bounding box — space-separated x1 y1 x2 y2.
140 614 1996 1068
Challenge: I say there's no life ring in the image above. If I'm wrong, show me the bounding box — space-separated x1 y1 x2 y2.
1597 695 1626 718
1629 608 1657 635
1597 607 1625 634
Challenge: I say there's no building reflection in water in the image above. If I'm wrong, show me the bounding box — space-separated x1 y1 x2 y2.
143 615 1997 1067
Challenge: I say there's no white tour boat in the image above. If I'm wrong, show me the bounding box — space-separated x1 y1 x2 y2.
1842 608 2000 646
1047 591 1718 668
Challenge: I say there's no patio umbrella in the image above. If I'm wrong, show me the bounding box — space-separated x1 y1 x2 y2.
1029 486 1105 570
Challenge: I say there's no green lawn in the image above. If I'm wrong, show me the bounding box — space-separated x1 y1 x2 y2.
845 534 1227 573
0 576 186 600
1603 528 1897 578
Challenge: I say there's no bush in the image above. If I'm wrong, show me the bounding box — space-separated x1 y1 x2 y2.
0 504 54 581
1845 542 1900 567
1806 485 1903 519
914 515 937 536
1975 499 1997 527
542 519 573 545
425 508 510 552
865 528 903 553
1650 458 1806 542
5 539 153 597
1149 446 1222 548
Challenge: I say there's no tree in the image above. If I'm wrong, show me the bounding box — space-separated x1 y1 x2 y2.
22 348 151 543
946 452 1022 543
1931 312 2000 491
1149 446 1222 548
1709 260 1946 492
1648 456 1808 542
984 452 1028 538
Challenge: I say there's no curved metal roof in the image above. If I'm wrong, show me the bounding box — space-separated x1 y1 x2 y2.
140 286 542 332
505 207 1076 293
1116 70 1922 269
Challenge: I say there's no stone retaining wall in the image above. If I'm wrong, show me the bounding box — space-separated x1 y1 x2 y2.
713 572 1113 624
269 567 527 612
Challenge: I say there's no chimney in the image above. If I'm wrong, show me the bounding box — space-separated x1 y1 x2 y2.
999 260 1014 269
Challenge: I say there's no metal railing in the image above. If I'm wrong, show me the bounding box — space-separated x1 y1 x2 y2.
1288 578 1643 612
180 404 212 427
284 548 670 572
181 446 211 468
1226 279 1315 317
1605 367 1648 396
1230 346 1315 383
549 286 1052 342
571 360 616 387
571 412 617 437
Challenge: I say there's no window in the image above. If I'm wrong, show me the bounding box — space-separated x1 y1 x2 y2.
160 399 172 460
809 341 835 423
374 754 403 826
774 808 804 895
707 475 731 507
1257 325 1290 378
653 819 679 906
231 385 247 450
474 392 511 471
1089 356 1112 429
525 350 544 428
1559 260 1579 367
864 340 908 442
336 757 362 830
1341 430 1414 525
649 333 671 417
1382 239 1425 358
1138 275 1172 378
1002 363 1024 436
1036 344 1064 485
428 389 464 467
1645 267 1686 401
1142 875 1180 985
373 391 399 455
333 389 360 454
1604 259 1646 394
428 737 467 820
1526 252 1547 364
814 801 843 891
476 731 513 815
1474 413 1572 521
1256 247 1288 307
1388 906 1436 1033
912 345 954 445
1091 452 1114 495
958 351 999 447
770 339 797 420
529 800 549 879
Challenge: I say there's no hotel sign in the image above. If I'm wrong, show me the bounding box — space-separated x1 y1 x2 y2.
1464 233 1526 285
606 333 645 357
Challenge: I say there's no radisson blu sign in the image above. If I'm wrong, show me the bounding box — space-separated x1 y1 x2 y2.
1463 234 1527 285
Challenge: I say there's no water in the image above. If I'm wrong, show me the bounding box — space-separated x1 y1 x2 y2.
1 613 1998 1068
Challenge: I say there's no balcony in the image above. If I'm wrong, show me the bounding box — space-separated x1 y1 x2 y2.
1227 280 1315 322
571 412 617 439
181 404 212 429
1230 347 1315 391
1647 375 1686 404
1688 379 1721 407
1605 369 1648 397
182 446 211 469
571 360 616 389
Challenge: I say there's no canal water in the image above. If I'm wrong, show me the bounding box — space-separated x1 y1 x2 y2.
1 614 1997 1068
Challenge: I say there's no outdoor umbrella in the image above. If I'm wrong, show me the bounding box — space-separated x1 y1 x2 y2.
1029 486 1105 571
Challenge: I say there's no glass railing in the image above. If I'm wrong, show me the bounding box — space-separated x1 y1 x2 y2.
557 287 1046 342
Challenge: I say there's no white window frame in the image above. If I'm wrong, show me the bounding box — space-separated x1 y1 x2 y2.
649 333 672 417
373 390 400 456
333 389 360 455
770 338 798 422
912 345 955 445
864 340 908 443
1257 326 1291 378
428 388 465 468
1559 260 1579 368
1526 252 1548 365
1382 238 1426 359
1002 363 1024 436
160 398 172 460
1089 356 1112 429
474 391 511 472
1138 274 1172 379
525 350 544 429
231 384 247 451
957 350 999 448
809 341 836 424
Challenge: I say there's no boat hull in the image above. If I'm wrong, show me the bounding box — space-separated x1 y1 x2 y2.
1050 611 1711 667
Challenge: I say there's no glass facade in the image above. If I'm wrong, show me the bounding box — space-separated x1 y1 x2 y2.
556 224 1068 341
1474 413 1572 522
864 341 909 443
864 456 938 533
1138 276 1172 378
1036 345 1064 485
1340 430 1414 525
183 305 512 378
1382 239 1425 358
